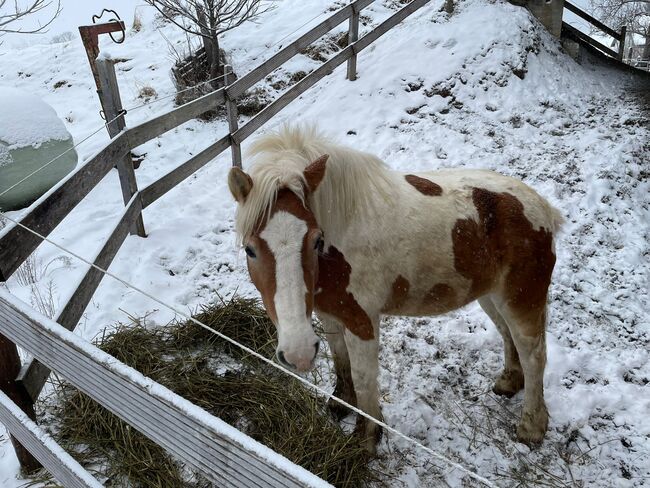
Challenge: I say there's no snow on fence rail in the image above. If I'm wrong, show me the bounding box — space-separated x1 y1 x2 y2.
0 290 331 488
0 0 433 483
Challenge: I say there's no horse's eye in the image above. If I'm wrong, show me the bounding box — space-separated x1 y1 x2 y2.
245 246 256 258
314 237 324 252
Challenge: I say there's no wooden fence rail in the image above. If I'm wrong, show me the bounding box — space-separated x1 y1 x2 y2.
0 0 435 482
0 290 332 488
563 1 626 61
0 390 103 488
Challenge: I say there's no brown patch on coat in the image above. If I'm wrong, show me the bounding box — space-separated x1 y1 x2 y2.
315 246 374 340
405 174 443 196
452 188 555 335
247 236 278 324
422 283 459 313
247 189 320 324
382 275 410 313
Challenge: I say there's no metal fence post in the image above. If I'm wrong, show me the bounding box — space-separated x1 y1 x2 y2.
96 57 146 237
618 25 627 61
224 65 242 168
346 4 360 80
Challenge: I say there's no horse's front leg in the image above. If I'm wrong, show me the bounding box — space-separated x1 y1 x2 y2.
344 320 382 455
319 314 357 419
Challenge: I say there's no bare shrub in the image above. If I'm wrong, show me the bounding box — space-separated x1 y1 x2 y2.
137 85 158 101
132 9 143 32
29 280 57 318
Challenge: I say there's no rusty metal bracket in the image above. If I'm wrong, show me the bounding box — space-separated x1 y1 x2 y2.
78 14 126 91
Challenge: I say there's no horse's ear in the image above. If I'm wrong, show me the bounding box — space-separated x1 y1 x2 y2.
303 154 329 193
228 167 253 203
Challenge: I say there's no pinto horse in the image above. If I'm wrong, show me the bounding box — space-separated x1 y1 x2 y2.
228 126 563 453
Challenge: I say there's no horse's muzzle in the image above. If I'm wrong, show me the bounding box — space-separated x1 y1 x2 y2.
276 340 320 372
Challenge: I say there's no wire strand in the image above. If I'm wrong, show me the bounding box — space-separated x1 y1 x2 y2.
0 209 498 488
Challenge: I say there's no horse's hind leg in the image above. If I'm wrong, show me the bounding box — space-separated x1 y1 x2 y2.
478 296 524 397
495 300 549 445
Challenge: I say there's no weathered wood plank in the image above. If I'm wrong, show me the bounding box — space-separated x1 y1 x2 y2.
0 334 40 472
563 1 621 40
140 135 231 208
127 88 226 149
97 57 146 237
0 390 102 488
227 0 375 100
618 25 626 61
233 47 354 143
234 0 432 144
562 22 619 58
0 133 130 282
347 6 360 81
19 194 143 401
352 0 432 53
0 291 332 488
224 65 242 168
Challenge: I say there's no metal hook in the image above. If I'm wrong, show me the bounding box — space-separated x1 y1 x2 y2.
92 9 126 44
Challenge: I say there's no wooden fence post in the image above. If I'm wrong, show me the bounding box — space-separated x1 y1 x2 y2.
618 25 627 61
96 57 146 237
346 3 360 81
0 334 41 473
224 65 242 168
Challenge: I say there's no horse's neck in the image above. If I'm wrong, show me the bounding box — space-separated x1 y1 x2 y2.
312 165 399 246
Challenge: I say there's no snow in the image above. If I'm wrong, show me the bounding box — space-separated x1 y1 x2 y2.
0 0 648 486
0 87 71 150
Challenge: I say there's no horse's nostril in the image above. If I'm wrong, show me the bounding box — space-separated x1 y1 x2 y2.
277 350 287 365
277 350 294 369
314 341 320 355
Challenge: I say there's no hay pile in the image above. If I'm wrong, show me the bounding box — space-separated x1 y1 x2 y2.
43 298 377 487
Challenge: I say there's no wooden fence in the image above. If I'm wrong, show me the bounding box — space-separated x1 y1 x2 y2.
0 0 433 485
562 1 626 61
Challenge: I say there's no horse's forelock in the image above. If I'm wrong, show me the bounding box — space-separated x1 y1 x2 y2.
234 164 306 243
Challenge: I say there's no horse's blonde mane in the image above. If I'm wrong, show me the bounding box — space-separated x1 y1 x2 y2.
234 125 395 241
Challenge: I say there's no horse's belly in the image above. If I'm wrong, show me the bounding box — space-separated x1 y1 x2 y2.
380 274 481 317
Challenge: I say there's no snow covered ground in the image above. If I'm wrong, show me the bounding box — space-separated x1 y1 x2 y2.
1 0 649 486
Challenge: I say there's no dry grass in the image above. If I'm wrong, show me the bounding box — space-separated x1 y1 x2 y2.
137 85 158 101
39 297 378 487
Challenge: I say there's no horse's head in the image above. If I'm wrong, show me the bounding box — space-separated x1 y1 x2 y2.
228 155 328 372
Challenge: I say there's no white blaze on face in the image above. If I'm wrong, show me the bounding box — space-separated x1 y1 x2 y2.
260 211 319 371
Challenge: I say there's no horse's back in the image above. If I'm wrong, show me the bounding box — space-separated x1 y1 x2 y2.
406 168 563 234
375 168 562 320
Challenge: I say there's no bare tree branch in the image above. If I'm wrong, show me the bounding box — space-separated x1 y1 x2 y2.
0 0 61 35
144 0 274 87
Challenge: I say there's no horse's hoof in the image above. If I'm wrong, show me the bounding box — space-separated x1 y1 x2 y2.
327 397 352 421
353 415 383 456
516 409 548 446
492 370 524 397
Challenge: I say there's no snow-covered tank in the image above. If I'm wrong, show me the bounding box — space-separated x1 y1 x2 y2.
0 87 78 211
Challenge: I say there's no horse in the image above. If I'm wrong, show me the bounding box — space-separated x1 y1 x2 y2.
227 125 564 454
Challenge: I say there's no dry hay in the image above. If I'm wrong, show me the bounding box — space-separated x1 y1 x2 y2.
37 297 378 487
